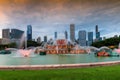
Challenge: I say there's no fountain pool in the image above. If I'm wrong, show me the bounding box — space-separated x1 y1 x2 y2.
0 37 120 68
0 52 120 66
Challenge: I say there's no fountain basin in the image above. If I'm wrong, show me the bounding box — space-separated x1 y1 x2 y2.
0 52 120 66
1 61 120 70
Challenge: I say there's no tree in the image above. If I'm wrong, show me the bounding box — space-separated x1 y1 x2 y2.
27 40 40 47
92 37 120 48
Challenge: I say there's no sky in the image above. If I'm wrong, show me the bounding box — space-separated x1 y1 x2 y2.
0 0 120 40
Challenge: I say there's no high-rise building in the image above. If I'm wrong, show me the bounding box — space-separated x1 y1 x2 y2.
54 32 57 39
114 35 118 38
88 32 93 46
27 25 32 41
2 29 10 39
96 25 98 33
2 28 24 47
78 30 86 46
95 25 101 41
70 24 75 42
96 32 100 39
37 37 41 44
44 36 47 42
11 29 24 39
95 25 99 39
65 31 68 39
103 37 106 40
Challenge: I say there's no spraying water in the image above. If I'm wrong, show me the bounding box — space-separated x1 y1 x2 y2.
14 33 36 57
19 33 26 49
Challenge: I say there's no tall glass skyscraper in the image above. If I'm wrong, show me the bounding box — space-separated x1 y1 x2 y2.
65 31 68 39
54 32 57 39
96 25 98 33
11 29 24 39
44 36 47 42
95 25 100 38
95 25 101 41
96 32 100 39
2 29 10 39
78 30 86 46
27 25 32 41
70 24 75 42
88 32 93 46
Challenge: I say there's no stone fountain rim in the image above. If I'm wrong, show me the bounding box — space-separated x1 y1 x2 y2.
0 60 120 70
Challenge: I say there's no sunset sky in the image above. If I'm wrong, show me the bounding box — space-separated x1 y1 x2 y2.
0 0 120 40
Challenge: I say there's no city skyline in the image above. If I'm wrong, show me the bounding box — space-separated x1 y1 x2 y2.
0 0 120 39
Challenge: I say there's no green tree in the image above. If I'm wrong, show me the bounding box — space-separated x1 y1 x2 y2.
92 37 120 48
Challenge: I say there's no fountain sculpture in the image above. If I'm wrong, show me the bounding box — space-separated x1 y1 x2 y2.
35 39 88 54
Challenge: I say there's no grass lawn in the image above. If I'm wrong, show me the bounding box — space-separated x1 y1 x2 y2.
0 65 120 80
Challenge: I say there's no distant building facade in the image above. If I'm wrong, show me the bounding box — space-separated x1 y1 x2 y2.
11 29 24 39
95 25 101 41
78 30 86 46
37 37 41 44
2 29 10 39
54 32 57 39
2 28 24 46
0 39 2 44
70 24 75 42
65 31 68 39
44 36 47 42
88 32 93 46
27 25 32 41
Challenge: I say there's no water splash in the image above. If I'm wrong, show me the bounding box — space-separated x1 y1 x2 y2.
13 48 36 57
19 33 26 49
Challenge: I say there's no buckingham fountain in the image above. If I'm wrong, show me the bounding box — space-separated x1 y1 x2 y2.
34 38 90 55
1 33 120 67
1 33 120 57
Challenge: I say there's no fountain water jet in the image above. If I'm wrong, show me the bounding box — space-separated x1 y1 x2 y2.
113 43 120 54
16 49 32 57
14 33 35 57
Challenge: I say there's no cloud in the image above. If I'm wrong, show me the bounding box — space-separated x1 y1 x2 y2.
0 0 120 40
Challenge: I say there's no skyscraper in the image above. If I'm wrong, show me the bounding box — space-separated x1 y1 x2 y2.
95 25 100 39
2 29 10 39
54 32 57 39
78 30 86 46
95 25 101 41
70 24 75 42
96 32 100 39
11 29 24 39
88 32 93 46
27 25 32 41
37 37 41 44
96 25 98 33
44 36 47 42
65 31 68 39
